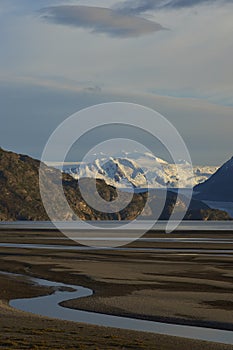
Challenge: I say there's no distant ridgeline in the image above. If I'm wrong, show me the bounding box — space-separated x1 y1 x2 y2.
194 157 233 202
0 147 231 221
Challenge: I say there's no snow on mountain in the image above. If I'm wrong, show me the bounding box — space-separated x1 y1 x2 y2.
60 151 218 189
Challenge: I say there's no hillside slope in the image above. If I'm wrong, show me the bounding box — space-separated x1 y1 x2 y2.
0 147 231 221
194 157 233 202
0 147 146 221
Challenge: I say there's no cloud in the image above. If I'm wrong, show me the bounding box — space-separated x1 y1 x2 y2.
116 0 232 14
84 85 102 93
1 78 233 165
39 5 165 38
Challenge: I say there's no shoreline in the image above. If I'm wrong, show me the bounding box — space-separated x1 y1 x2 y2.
1 220 233 232
60 297 233 332
1 299 232 350
1 270 233 350
0 229 233 349
2 269 233 332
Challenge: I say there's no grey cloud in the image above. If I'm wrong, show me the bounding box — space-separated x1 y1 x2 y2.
116 0 232 14
39 5 165 38
84 85 102 93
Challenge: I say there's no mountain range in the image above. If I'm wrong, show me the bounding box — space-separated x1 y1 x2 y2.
0 147 231 221
0 147 139 221
60 151 218 189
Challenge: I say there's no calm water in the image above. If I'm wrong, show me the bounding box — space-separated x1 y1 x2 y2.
0 220 233 231
5 272 233 345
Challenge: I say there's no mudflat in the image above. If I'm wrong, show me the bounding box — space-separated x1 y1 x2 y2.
0 229 233 350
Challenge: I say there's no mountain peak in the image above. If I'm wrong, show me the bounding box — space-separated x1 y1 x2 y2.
194 155 233 201
0 147 231 221
63 151 218 189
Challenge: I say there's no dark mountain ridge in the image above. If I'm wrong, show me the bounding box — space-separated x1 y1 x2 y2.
194 156 233 202
0 147 231 221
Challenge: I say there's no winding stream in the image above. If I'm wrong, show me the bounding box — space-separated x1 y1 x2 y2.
2 272 233 345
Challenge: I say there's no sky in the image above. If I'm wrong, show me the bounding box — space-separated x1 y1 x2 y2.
0 0 233 165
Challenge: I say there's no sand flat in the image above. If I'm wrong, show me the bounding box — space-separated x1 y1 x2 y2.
0 230 233 349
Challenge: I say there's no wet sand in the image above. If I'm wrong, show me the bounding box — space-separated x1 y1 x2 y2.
0 229 233 349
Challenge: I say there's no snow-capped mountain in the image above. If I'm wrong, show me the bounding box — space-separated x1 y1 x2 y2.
59 151 218 189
